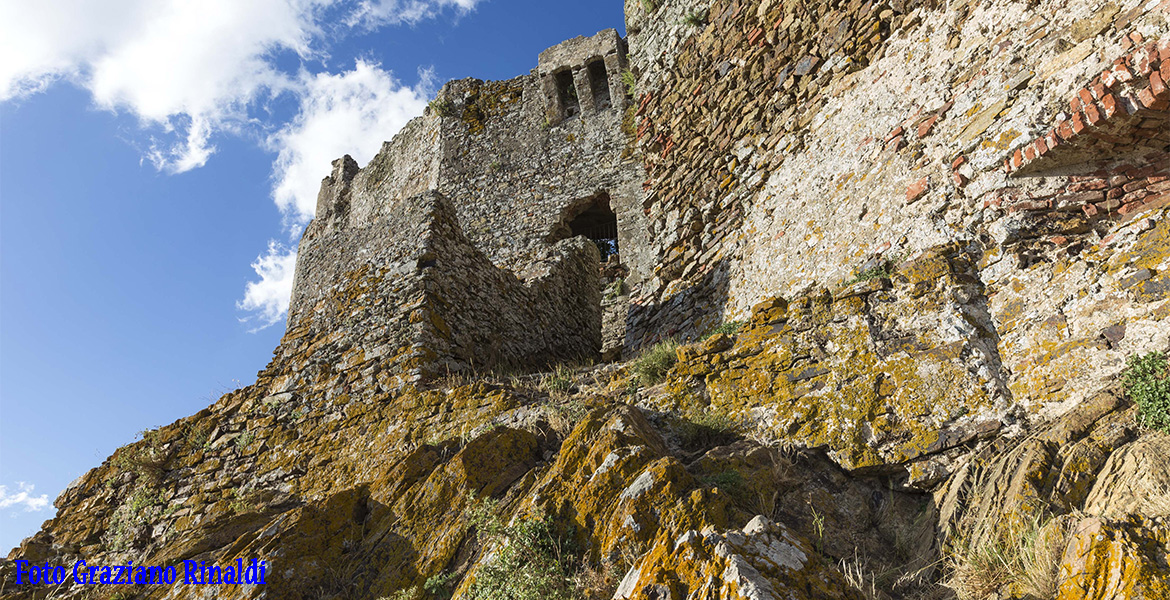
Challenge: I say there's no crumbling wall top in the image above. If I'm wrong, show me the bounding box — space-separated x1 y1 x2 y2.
537 28 625 75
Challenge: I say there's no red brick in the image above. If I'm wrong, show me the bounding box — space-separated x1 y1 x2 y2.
952 155 967 170
1112 63 1134 83
1100 93 1118 118
1108 187 1126 199
1071 111 1087 134
1012 149 1024 169
1131 50 1153 76
1070 96 1082 113
1057 120 1076 141
1137 87 1164 110
1024 145 1037 161
1004 159 1012 173
1150 180 1170 194
953 172 968 187
1098 197 1123 211
1050 235 1069 245
1151 72 1168 98
1083 102 1103 125
1035 138 1049 156
886 135 906 152
1150 175 1170 184
907 177 929 202
1123 190 1151 205
1162 60 1170 85
1130 31 1144 45
885 126 904 143
1046 130 1061 150
1102 69 1117 88
1139 191 1170 213
1083 203 1100 217
1160 38 1170 63
1118 200 1145 215
1063 191 1105 205
918 115 939 138
1109 174 1131 186
1123 180 1148 193
1078 88 1095 107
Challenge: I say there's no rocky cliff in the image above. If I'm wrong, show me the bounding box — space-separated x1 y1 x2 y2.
4 0 1169 599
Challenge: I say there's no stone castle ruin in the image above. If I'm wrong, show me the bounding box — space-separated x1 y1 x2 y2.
288 29 649 382
7 0 1170 598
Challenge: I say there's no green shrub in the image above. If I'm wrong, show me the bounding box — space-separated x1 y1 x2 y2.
621 70 636 97
1125 351 1170 432
429 96 455 117
631 339 679 387
683 9 708 27
640 0 660 13
464 494 578 600
701 320 744 340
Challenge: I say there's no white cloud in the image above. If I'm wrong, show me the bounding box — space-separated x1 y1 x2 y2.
0 0 478 172
269 61 433 226
0 0 480 329
0 483 51 513
346 0 479 29
0 0 326 172
237 61 431 331
238 242 300 331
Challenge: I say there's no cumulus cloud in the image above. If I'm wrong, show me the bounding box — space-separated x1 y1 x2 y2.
0 0 326 172
237 61 432 331
0 483 51 513
0 0 481 329
238 241 301 331
270 61 433 225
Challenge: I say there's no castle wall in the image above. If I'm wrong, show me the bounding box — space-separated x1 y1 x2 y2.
432 31 649 283
623 0 1168 411
288 175 601 386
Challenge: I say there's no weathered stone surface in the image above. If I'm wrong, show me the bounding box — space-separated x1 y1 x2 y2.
4 1 1169 599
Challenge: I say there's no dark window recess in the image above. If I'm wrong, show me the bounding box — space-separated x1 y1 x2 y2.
567 194 619 262
587 60 611 110
555 70 580 117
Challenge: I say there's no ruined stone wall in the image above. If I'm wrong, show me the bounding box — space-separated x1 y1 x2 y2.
290 163 601 384
622 0 1168 412
296 29 646 364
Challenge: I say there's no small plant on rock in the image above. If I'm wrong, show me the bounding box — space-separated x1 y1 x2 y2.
674 408 739 452
683 9 708 27
700 320 744 341
621 70 636 97
631 338 679 387
429 96 455 117
542 364 576 395
1124 350 1170 433
945 513 1071 600
464 493 579 600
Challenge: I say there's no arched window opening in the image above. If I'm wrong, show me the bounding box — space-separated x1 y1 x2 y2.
567 194 619 262
548 193 620 263
555 70 580 117
587 60 612 110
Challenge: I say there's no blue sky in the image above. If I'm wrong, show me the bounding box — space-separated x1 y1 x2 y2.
0 0 626 552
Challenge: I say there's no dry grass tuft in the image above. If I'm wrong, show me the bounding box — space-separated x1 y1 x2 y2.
945 512 1072 600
